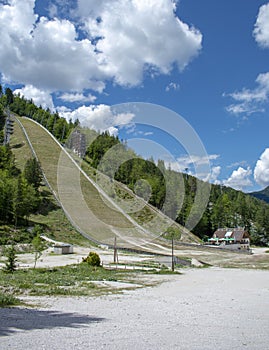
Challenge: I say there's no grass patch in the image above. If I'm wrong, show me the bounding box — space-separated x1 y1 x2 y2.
9 121 32 171
0 291 20 307
153 269 181 275
0 263 147 297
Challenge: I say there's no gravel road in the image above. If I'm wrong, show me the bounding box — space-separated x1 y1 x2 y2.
1 268 269 350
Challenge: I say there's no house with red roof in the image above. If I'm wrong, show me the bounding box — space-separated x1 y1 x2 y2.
208 228 250 251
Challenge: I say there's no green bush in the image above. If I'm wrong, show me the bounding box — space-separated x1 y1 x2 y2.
0 292 20 307
3 245 17 273
82 252 101 266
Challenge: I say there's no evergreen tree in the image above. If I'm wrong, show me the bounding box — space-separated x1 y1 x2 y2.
3 244 17 273
5 87 14 105
23 158 42 191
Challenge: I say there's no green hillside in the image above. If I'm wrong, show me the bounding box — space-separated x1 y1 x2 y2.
250 186 269 204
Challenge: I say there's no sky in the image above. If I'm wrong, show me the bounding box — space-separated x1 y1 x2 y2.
0 0 269 192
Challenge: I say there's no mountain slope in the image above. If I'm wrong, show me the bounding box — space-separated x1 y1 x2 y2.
15 116 200 253
250 186 269 204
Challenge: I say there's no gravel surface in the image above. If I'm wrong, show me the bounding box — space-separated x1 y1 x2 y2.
1 268 269 350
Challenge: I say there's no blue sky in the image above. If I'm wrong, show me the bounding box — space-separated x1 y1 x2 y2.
1 0 269 192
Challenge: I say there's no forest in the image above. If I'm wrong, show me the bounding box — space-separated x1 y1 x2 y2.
1 85 269 246
85 132 269 245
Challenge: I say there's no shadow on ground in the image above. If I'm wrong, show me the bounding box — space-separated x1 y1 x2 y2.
0 307 105 337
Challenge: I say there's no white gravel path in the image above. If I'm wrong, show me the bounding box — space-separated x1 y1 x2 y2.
1 268 269 350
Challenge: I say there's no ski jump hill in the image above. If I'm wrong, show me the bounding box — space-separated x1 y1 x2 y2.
15 116 200 255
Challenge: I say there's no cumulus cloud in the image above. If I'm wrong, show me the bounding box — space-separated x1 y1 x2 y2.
254 148 269 188
223 167 253 191
253 2 269 48
84 0 202 86
0 1 106 92
60 104 135 135
0 0 202 96
14 85 54 110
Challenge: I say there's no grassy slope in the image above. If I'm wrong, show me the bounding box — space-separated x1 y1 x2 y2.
16 117 200 251
9 119 92 247
81 162 200 244
10 120 32 170
18 118 135 245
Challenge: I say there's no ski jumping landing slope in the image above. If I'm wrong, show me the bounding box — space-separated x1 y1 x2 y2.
17 117 200 254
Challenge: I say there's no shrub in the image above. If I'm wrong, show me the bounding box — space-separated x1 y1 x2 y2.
3 244 17 273
82 252 101 266
0 292 20 307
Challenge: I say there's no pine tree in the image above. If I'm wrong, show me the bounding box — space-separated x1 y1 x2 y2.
23 158 42 191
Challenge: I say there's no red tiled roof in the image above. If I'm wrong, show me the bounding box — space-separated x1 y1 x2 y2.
213 228 248 241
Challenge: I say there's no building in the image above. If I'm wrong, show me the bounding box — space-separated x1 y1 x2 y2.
208 228 250 251
53 243 73 255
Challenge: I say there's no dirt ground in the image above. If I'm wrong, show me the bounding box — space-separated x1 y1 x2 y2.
1 267 269 349
1 244 269 349
4 244 268 270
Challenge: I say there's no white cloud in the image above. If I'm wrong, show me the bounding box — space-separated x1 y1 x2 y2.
223 167 252 191
225 72 269 116
0 0 202 97
227 160 248 169
76 0 108 18
225 2 269 117
209 166 221 184
0 1 105 92
14 85 54 110
85 0 202 86
60 104 135 135
165 82 180 92
253 2 269 48
254 148 269 188
226 103 264 116
58 92 96 103
163 154 219 180
176 154 219 168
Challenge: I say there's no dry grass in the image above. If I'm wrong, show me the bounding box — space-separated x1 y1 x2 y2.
9 121 33 170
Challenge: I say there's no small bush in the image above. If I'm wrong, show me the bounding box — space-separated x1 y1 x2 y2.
82 252 101 266
0 292 20 307
3 245 17 273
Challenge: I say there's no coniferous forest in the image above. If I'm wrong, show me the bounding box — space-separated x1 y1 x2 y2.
1 86 269 246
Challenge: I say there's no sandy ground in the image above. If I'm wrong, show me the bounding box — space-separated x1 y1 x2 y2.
3 246 158 270
2 244 268 271
1 267 269 350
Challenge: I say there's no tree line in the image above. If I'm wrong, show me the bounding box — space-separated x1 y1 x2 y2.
0 85 77 143
0 87 44 238
85 132 269 246
0 143 42 228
